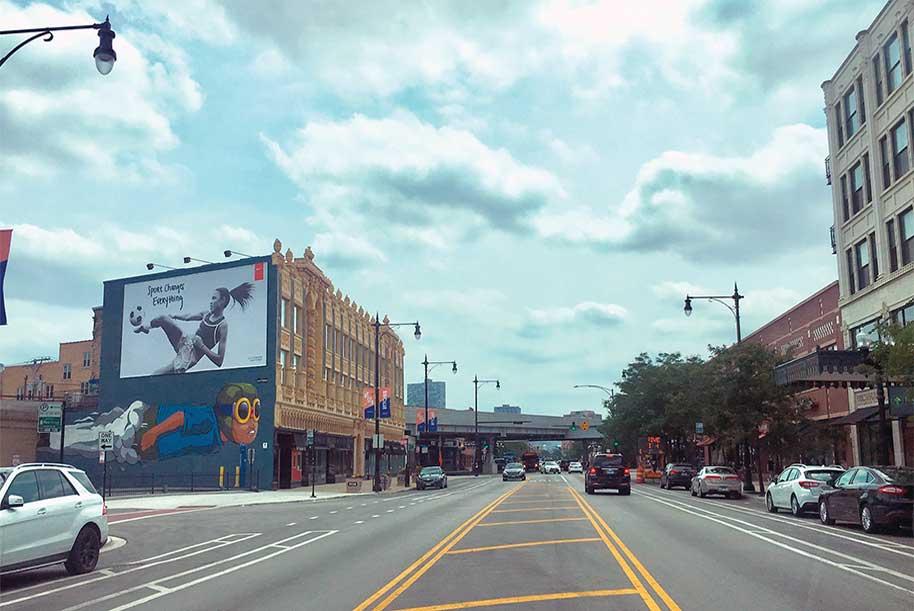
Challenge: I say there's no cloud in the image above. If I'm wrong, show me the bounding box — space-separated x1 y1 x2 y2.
403 288 509 321
0 1 203 186
538 124 830 262
262 112 565 240
528 302 627 327
0 299 96 362
652 281 711 300
312 233 388 270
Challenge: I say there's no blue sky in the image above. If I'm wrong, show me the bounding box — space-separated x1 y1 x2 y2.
0 0 885 415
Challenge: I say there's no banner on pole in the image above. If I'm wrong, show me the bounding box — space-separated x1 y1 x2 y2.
416 408 438 433
362 387 392 419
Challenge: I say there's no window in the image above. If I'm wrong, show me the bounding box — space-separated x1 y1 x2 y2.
280 350 288 384
840 175 850 222
892 119 909 178
69 471 97 494
873 53 885 106
293 355 299 371
851 320 880 348
888 219 899 272
80 382 88 394
904 20 912 75
83 351 91 367
835 470 855 488
857 77 866 127
901 207 914 265
852 469 875 485
293 305 300 335
885 32 903 93
855 239 870 290
281 299 289 329
869 232 879 280
846 248 856 294
36 469 76 499
881 136 892 189
6 471 40 504
63 364 72 380
843 87 859 138
850 162 864 213
834 102 844 147
862 153 872 203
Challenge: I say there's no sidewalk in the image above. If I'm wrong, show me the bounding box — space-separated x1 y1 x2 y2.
106 479 413 512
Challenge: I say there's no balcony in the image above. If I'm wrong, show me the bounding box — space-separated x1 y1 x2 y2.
774 348 870 389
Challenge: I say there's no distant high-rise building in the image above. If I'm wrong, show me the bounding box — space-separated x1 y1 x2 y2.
407 380 446 408
494 404 521 414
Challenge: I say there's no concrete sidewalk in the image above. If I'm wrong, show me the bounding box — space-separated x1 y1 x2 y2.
106 479 412 511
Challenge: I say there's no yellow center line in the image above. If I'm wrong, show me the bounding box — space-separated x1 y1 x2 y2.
390 588 640 611
570 488 681 611
446 537 602 555
353 487 518 611
497 498 571 505
489 505 579 513
476 517 588 527
567 486 661 611
368 484 526 610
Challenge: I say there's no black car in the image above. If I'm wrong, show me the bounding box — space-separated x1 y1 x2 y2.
818 466 914 533
660 463 696 490
416 466 447 490
585 453 630 495
559 460 570 472
502 462 526 481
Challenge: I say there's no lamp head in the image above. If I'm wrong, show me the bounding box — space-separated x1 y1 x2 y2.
93 17 116 75
855 330 872 349
146 263 154 270
183 256 191 264
452 362 458 374
495 380 500 390
224 250 232 258
684 297 693 317
414 323 421 340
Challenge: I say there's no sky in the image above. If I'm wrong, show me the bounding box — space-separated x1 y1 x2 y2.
0 0 887 416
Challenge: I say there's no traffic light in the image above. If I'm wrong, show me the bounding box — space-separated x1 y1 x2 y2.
570 421 577 431
613 439 620 448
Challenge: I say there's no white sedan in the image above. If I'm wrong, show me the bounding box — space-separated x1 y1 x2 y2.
542 461 561 474
568 462 583 473
691 466 743 499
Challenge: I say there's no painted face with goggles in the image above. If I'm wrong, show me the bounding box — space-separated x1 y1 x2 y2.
216 383 261 445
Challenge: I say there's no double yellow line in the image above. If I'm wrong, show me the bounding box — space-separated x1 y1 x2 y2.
354 485 522 611
568 487 680 611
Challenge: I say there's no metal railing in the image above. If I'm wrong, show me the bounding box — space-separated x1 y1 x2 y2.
97 469 262 497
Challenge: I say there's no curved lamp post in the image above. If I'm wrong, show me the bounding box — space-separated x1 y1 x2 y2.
421 355 457 467
472 376 500 476
573 384 615 416
0 16 116 74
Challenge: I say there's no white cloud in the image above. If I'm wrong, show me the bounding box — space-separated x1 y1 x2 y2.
652 281 710 300
0 299 95 361
403 288 509 320
528 302 627 326
312 232 388 269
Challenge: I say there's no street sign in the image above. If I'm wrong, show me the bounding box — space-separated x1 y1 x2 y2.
37 402 63 433
581 421 590 431
695 422 704 434
306 428 315 447
98 430 114 451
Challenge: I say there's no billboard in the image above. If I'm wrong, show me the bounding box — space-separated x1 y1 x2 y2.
119 262 268 378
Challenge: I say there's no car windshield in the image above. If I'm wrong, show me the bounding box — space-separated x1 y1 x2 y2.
876 467 914 484
706 467 736 475
671 464 693 470
420 468 443 476
593 455 624 467
505 463 522 470
805 470 844 483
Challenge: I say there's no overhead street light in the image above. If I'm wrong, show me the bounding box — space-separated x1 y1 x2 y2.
473 375 500 476
146 262 176 271
224 250 255 258
421 355 458 467
682 283 743 343
0 15 116 74
183 256 214 265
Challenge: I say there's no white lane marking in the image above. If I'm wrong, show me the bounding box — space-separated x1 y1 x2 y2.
633 491 914 596
329 510 338 514
309 516 319 520
106 507 212 526
0 534 262 607
354 520 365 524
371 514 380 518
346 506 354 510
361 503 367 506
81 530 338 611
286 522 296 527
398 505 406 509
386 509 395 513
642 488 914 559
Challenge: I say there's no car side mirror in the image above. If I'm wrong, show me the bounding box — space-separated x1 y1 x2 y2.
4 495 24 509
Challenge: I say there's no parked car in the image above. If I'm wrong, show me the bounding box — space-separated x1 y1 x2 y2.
690 466 742 499
660 463 696 490
818 466 914 533
416 466 447 490
502 462 526 481
585 454 630 495
543 461 561 474
766 464 845 516
0 463 108 576
568 462 583 473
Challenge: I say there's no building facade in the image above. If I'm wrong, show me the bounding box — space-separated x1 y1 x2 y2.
823 0 914 466
407 380 445 408
494 404 521 414
744 282 853 466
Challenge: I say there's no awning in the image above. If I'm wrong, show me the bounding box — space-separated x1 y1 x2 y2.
829 407 879 425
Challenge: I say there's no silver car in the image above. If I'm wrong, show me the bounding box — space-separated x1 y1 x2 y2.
766 464 845 516
691 466 742 499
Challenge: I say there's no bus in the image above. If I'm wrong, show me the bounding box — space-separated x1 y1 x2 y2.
521 451 540 473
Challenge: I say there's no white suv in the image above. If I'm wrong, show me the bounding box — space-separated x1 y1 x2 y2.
766 464 846 516
0 463 108 575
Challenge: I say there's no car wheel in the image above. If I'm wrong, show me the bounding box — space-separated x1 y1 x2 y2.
819 500 835 525
691 484 697 497
65 526 100 575
660 480 666 489
861 505 878 533
766 493 778 513
620 487 631 496
699 485 706 498
585 485 594 495
790 495 802 517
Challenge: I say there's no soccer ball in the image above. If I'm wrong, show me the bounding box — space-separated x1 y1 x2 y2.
129 306 144 328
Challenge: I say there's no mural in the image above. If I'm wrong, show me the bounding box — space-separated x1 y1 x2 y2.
60 383 261 464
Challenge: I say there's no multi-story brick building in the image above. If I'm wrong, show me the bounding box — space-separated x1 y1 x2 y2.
822 0 914 466
744 282 853 466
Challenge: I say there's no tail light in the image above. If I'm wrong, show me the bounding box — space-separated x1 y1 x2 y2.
723 475 740 480
878 485 906 496
799 481 820 489
705 475 721 480
589 467 598 475
670 470 679 475
623 468 630 476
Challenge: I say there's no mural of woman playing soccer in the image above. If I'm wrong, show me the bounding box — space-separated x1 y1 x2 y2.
130 282 255 374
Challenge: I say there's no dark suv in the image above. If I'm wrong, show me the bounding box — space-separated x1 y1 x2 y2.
585 454 630 495
660 463 696 490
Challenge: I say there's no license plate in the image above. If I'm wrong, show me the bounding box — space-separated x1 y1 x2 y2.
603 468 617 475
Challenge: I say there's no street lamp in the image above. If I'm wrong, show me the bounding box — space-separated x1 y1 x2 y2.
0 15 116 73
573 384 615 415
372 314 421 492
683 283 744 343
146 262 176 271
421 355 457 466
183 256 214 265
473 376 500 476
855 331 891 465
224 250 255 258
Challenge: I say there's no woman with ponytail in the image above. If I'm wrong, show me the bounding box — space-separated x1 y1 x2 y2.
133 282 255 374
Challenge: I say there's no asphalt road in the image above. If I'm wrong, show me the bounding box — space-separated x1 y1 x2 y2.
1 473 912 610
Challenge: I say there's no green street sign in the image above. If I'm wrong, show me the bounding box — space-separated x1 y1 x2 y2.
37 402 63 433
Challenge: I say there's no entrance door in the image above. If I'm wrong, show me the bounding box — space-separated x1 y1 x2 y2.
277 434 293 489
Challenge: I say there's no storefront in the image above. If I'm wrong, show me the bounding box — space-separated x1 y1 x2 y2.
275 430 354 488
